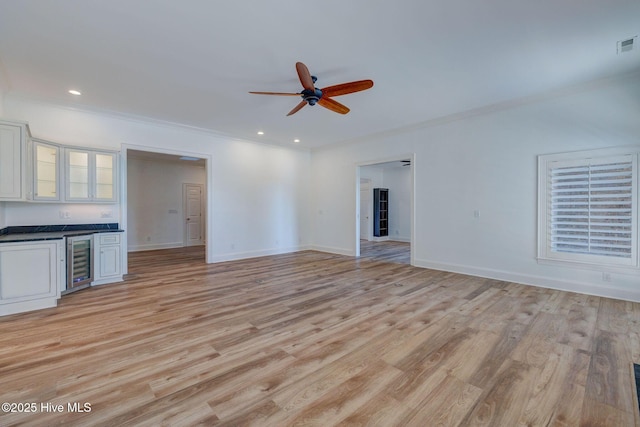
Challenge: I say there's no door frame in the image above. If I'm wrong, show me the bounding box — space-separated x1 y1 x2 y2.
359 178 372 241
355 153 415 265
121 144 213 273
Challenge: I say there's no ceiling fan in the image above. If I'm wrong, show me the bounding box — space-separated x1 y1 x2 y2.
249 62 373 116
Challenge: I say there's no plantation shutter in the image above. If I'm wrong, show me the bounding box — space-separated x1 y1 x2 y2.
549 156 634 259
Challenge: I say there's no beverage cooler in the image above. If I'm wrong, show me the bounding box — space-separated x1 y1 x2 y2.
65 235 93 293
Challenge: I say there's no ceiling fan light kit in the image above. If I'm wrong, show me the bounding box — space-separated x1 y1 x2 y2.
249 62 373 116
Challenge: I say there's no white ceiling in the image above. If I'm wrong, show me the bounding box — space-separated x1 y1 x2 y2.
0 1 638 150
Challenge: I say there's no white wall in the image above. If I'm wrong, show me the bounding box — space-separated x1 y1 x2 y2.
2 95 311 264
0 67 7 117
4 202 118 225
0 71 8 226
359 166 383 243
359 165 411 242
311 73 640 301
360 165 384 188
127 156 206 251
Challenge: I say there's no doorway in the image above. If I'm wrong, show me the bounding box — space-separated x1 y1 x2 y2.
359 179 372 241
356 155 414 265
121 146 212 273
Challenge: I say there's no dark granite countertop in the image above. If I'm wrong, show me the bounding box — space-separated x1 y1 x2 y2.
0 223 123 244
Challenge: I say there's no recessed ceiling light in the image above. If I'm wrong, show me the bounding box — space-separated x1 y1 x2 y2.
68 89 82 96
293 139 300 143
257 131 264 135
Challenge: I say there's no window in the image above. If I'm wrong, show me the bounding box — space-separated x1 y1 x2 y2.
538 147 639 270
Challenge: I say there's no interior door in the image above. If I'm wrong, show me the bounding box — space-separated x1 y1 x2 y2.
359 179 371 240
183 183 204 246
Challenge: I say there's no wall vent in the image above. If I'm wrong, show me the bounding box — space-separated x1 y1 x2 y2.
617 37 636 54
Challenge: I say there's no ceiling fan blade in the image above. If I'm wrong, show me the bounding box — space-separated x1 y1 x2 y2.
296 62 315 92
317 97 350 115
321 80 374 97
249 91 301 96
287 100 307 116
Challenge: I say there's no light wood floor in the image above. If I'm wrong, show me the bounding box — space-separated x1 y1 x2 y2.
1 246 639 426
360 240 410 264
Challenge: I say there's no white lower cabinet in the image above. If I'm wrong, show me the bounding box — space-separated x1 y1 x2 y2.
0 232 124 316
93 233 123 285
0 240 64 316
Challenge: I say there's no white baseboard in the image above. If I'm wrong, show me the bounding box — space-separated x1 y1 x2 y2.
414 258 640 303
389 236 411 243
92 276 124 286
128 242 184 252
308 245 355 257
208 245 312 263
389 237 411 243
367 236 411 243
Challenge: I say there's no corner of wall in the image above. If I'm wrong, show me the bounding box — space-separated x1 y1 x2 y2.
0 59 9 117
0 202 6 228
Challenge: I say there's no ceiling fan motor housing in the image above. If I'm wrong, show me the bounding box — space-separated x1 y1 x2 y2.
302 87 323 106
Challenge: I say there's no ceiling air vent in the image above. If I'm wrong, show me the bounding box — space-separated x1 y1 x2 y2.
617 37 636 54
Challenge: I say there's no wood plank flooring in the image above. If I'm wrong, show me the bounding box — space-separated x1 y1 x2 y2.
359 240 410 264
1 246 639 426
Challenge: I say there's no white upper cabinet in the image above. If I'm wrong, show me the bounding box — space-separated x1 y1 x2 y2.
95 152 116 201
0 118 119 204
67 149 90 199
32 139 61 201
65 148 117 203
0 120 27 201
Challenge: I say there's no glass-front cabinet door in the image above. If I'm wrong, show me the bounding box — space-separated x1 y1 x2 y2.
65 149 117 202
66 149 90 200
33 140 60 201
94 153 115 201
